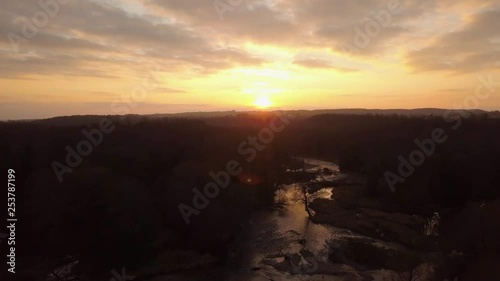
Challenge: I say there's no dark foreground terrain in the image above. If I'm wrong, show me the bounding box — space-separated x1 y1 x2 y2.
1 110 499 280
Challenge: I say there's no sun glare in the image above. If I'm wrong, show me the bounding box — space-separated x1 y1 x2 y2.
254 96 273 109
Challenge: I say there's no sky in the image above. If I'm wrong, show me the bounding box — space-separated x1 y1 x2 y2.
1 0 500 119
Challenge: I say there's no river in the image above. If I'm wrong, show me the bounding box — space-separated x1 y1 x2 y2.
49 158 436 281
224 158 376 281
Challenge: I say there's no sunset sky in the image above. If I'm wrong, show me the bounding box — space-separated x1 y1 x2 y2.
1 0 500 119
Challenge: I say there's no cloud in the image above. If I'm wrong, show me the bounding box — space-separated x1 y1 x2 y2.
156 87 187 94
406 5 500 72
0 0 265 78
0 0 498 79
293 58 358 72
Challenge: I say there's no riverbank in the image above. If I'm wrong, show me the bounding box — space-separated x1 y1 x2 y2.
132 158 476 280
253 158 453 281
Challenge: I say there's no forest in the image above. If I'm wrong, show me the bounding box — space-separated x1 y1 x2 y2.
0 110 499 280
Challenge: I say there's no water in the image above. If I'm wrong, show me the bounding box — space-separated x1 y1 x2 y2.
225 159 364 281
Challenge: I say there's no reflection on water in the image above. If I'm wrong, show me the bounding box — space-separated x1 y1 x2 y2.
300 158 340 173
424 212 441 236
310 188 333 201
226 158 428 280
225 159 361 281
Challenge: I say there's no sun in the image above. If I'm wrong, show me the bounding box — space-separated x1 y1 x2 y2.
254 96 273 109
